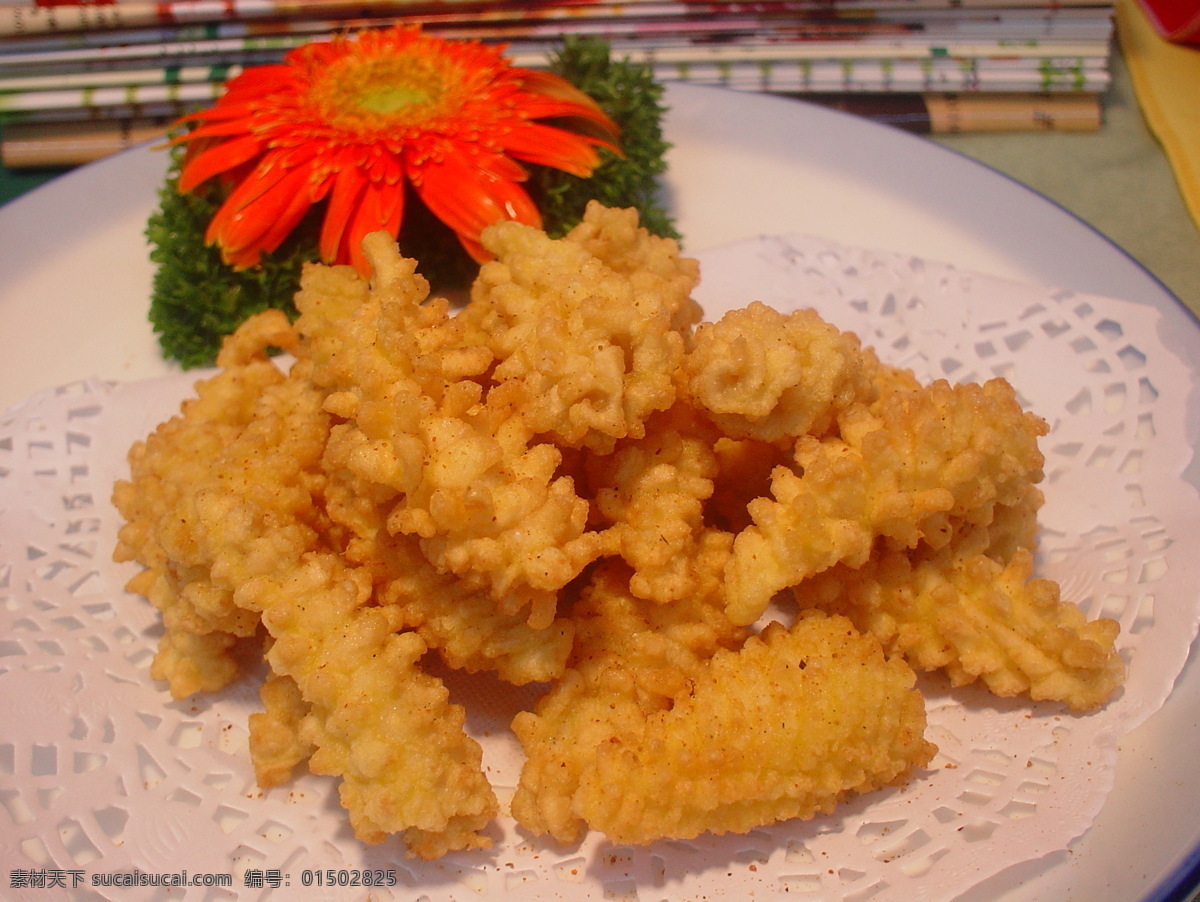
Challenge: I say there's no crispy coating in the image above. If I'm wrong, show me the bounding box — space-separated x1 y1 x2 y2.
686 301 880 443
115 205 1123 860
112 310 305 697
586 403 727 603
237 554 498 857
298 231 603 629
872 360 924 398
461 202 698 455
296 231 493 402
147 628 241 700
248 673 313 788
511 559 747 843
374 528 576 685
561 201 703 334
796 529 1124 711
725 378 1049 626
514 606 935 845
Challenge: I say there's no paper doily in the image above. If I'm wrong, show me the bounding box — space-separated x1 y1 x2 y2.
2 234 1198 902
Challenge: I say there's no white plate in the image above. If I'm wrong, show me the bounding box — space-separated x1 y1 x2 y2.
2 82 1199 902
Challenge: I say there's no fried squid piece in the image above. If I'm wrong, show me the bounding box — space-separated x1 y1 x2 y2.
511 559 747 843
724 378 1049 626
111 310 308 698
296 231 493 401
387 392 602 629
568 555 749 701
579 614 934 845
461 202 697 455
686 302 879 443
375 530 576 686
295 233 603 628
237 554 499 858
514 605 934 846
797 534 1124 712
587 404 728 604
563 200 703 334
511 664 647 845
248 672 314 788
319 413 576 685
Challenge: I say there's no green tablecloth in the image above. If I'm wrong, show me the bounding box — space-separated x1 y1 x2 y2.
0 162 65 206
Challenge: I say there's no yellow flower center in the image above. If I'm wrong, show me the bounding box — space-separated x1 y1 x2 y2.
313 53 460 130
356 82 432 115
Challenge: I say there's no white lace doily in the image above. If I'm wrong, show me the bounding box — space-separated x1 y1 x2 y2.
2 234 1198 902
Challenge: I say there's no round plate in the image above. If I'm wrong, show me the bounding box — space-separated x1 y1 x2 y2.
1 82 1198 902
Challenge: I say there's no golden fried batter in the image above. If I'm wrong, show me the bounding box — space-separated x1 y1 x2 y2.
686 301 879 443
562 201 703 334
725 378 1049 625
586 403 727 604
462 202 698 454
797 536 1124 712
112 310 309 698
514 605 935 845
114 204 1123 862
248 673 313 788
238 554 498 858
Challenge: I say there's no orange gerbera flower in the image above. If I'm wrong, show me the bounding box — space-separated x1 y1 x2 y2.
172 26 622 276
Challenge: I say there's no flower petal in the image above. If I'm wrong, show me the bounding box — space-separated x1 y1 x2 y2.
413 153 539 262
215 155 287 217
318 161 369 264
218 65 294 98
207 163 314 266
168 119 250 149
177 133 265 193
217 146 317 217
173 99 268 129
516 69 623 144
344 178 406 277
500 122 607 178
252 174 324 259
469 150 528 184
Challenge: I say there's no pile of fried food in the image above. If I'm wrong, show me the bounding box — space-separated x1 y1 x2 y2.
113 202 1125 861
